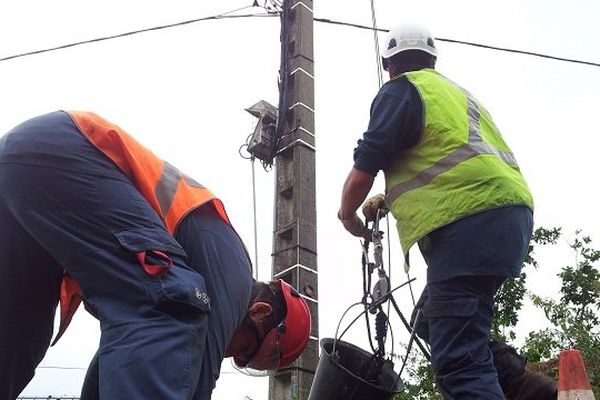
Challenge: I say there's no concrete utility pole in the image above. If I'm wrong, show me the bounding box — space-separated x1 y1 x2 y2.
269 0 318 399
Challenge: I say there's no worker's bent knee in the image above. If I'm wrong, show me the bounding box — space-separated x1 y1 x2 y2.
425 293 503 398
423 295 489 372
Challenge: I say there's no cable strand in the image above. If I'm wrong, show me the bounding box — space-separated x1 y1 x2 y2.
2 14 598 68
0 9 277 62
313 18 600 68
369 0 384 87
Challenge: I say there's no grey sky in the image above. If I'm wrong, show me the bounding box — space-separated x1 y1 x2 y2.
1 0 599 398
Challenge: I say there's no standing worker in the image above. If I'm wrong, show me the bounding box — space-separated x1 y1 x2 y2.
338 23 534 399
0 111 311 399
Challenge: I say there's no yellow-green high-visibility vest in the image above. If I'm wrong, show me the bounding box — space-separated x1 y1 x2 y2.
384 69 534 258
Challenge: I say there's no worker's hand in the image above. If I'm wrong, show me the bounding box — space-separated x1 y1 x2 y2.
362 193 388 222
339 213 371 241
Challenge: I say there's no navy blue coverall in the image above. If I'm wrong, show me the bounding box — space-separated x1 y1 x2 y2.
354 76 533 399
0 111 252 399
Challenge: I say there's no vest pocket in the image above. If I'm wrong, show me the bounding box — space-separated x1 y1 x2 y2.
114 228 211 316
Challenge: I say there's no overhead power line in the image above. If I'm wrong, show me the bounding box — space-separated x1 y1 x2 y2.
0 11 598 69
433 37 600 68
37 365 86 370
0 7 277 63
314 17 600 68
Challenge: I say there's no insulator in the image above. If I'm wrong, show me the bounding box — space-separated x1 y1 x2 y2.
375 310 388 352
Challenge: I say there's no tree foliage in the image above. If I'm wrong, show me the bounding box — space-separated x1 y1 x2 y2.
390 345 441 400
521 230 600 397
392 227 600 399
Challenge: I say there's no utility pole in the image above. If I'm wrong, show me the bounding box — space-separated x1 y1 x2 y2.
270 0 317 399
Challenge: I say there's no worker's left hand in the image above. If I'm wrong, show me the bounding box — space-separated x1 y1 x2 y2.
339 213 371 241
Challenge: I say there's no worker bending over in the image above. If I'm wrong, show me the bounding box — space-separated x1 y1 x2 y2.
0 111 311 399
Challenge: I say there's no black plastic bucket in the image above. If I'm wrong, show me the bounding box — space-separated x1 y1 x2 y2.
307 338 403 400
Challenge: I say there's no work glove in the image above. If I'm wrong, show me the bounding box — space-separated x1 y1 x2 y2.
362 193 388 222
339 213 371 241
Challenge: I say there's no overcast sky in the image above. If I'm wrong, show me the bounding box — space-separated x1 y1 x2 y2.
2 0 600 398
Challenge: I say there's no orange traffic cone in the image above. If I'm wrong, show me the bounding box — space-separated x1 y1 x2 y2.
558 349 595 400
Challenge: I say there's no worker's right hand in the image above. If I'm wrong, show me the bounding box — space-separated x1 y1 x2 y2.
362 193 388 222
339 213 371 241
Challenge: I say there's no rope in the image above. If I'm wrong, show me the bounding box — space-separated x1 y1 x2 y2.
369 0 384 88
251 157 259 280
367 2 422 372
239 126 260 280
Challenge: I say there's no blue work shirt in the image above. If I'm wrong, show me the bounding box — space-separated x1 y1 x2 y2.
353 74 533 282
0 111 252 399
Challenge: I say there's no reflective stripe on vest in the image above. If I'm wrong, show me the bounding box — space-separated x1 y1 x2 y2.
386 94 517 204
67 110 230 233
382 70 533 258
155 161 207 218
53 110 237 345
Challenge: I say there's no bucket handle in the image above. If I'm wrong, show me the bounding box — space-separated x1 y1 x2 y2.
332 278 416 356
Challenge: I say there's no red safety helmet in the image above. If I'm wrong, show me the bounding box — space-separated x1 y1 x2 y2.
242 279 311 371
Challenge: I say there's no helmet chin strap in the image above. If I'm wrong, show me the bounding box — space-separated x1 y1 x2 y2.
232 321 284 376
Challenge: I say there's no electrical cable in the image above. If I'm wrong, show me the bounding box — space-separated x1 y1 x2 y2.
361 239 378 353
364 302 378 354
0 7 277 63
334 278 416 351
366 0 420 371
251 157 259 280
333 301 366 352
384 215 397 340
391 308 427 391
238 133 254 160
398 308 421 378
436 37 600 67
375 311 395 368
406 270 417 307
375 308 388 354
389 294 431 361
313 17 600 68
268 0 283 11
379 212 393 352
239 128 261 279
270 6 290 170
1 12 597 69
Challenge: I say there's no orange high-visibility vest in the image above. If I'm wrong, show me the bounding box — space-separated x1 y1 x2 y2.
70 110 231 232
53 110 231 344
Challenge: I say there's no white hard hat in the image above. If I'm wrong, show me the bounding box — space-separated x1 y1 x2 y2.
380 23 437 59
